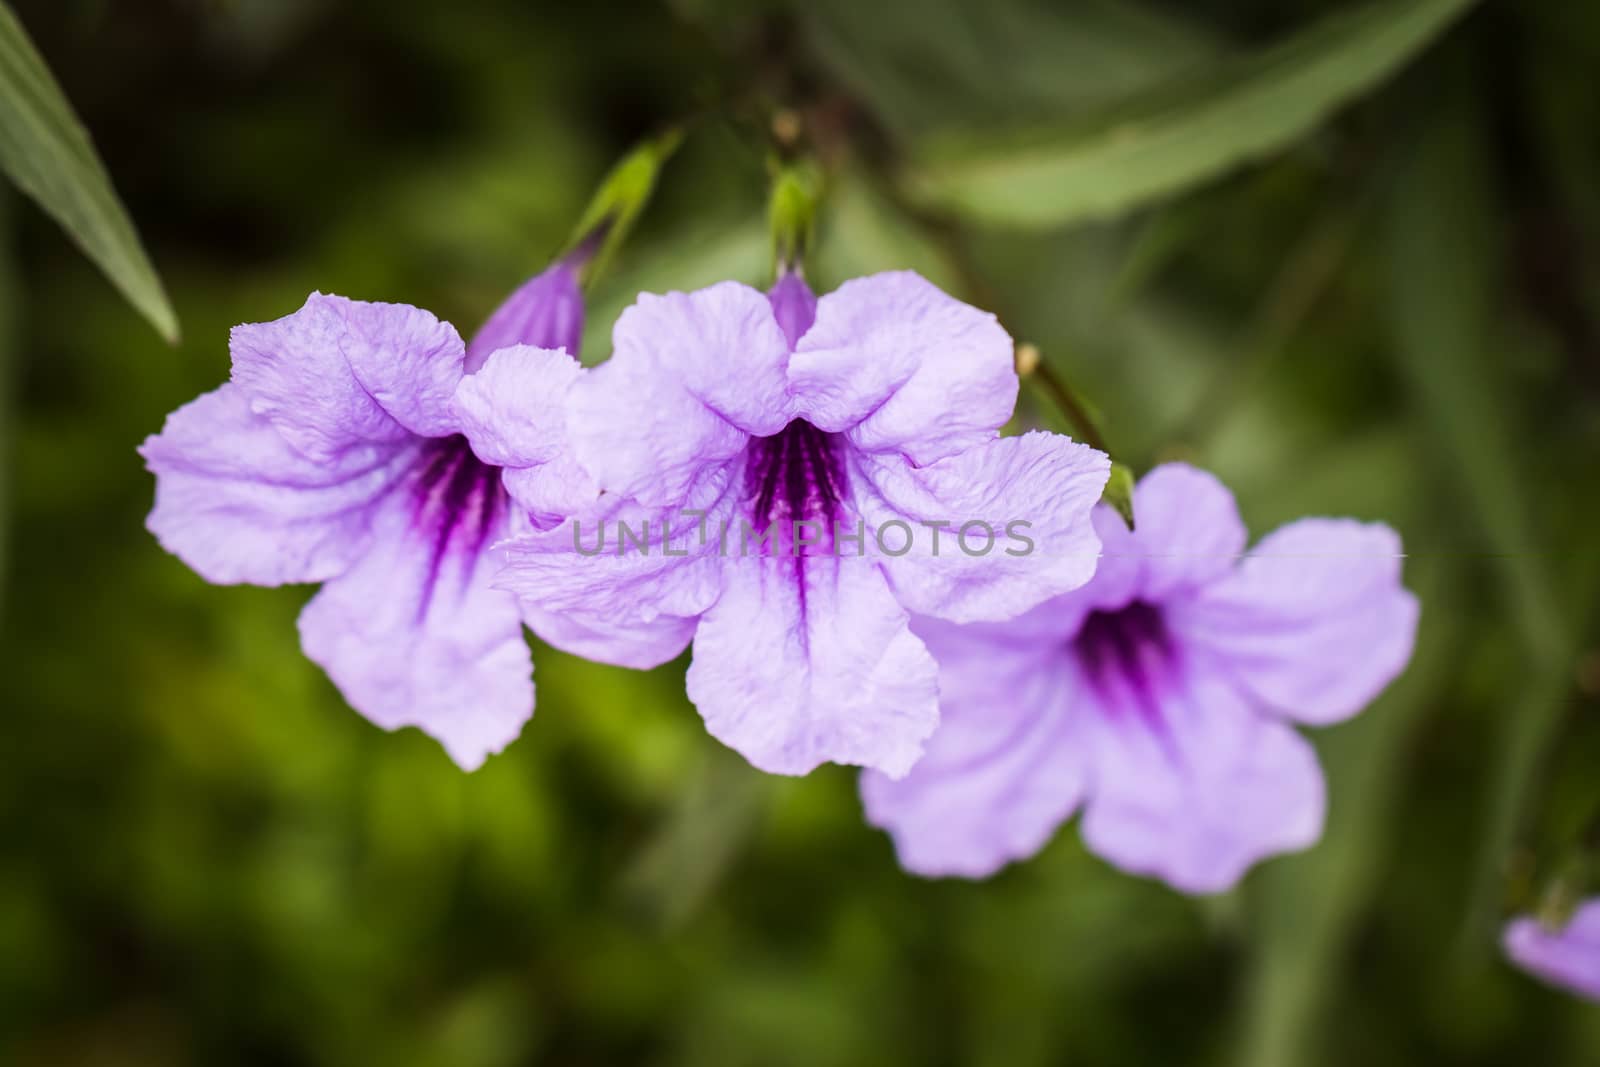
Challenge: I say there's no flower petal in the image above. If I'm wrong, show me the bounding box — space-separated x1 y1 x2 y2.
464 262 583 372
1170 518 1418 726
452 345 583 468
789 271 1017 465
229 293 414 460
685 555 939 777
1120 463 1248 600
140 384 408 585
297 487 532 771
569 283 792 506
521 603 697 671
1079 657 1325 894
862 621 1086 878
854 431 1108 623
1504 901 1600 1002
336 297 468 439
769 271 818 348
492 471 734 662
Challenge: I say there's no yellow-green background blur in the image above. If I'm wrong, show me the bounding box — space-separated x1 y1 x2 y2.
3 1 1599 1064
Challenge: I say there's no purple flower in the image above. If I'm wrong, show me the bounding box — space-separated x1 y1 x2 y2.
139 262 587 769
487 270 1110 778
861 463 1419 892
1504 900 1600 1001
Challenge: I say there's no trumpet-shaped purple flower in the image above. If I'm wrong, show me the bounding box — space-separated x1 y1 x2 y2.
140 263 586 769
1504 901 1600 1001
483 271 1110 778
861 463 1419 892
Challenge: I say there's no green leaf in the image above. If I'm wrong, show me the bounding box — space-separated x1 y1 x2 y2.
621 747 770 930
803 0 1219 138
811 167 964 294
0 3 178 342
905 0 1479 228
1239 560 1450 1067
0 189 13 617
1382 74 1580 959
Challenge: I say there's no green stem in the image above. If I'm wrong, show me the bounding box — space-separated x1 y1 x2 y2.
1017 345 1136 527
1020 351 1109 454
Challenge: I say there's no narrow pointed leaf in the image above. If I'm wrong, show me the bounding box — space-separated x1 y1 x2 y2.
0 4 178 341
905 0 1478 228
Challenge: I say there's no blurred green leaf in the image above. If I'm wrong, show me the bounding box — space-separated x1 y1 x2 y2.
904 0 1478 228
1383 73 1577 956
0 2 177 342
1241 561 1450 1067
804 0 1218 138
1173 194 1362 449
811 168 962 292
622 747 770 929
0 188 11 617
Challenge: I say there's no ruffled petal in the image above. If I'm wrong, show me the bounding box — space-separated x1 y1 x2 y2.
1504 901 1600 1001
862 621 1086 878
1170 518 1418 726
452 345 583 468
853 431 1108 623
492 469 734 662
140 384 409 585
296 473 532 771
685 555 939 777
452 345 598 522
229 293 415 461
788 271 1017 465
569 282 792 506
336 297 468 439
1078 657 1325 894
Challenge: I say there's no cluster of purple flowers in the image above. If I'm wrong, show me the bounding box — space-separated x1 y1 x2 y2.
199 167 1582 992
141 256 1423 897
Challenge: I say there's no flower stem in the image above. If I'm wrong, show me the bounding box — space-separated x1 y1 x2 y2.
1015 343 1108 453
1016 342 1136 528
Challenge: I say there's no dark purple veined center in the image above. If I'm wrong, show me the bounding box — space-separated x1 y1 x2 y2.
743 419 847 541
410 434 503 616
1073 600 1177 728
742 420 848 646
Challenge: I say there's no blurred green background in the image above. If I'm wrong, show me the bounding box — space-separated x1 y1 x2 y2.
3 0 1600 1063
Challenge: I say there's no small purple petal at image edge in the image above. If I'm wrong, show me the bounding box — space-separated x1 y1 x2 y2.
1504 900 1600 1001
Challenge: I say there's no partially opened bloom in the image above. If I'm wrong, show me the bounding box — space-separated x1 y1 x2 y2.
488 270 1110 778
140 262 585 769
862 463 1419 892
1504 901 1600 1001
